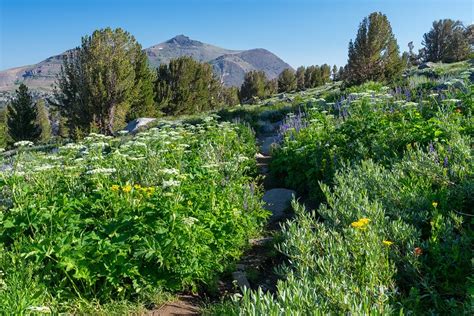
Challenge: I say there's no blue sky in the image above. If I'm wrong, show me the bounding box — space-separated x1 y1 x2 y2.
0 0 472 70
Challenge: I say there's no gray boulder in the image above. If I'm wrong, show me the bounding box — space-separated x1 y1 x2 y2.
418 62 436 70
263 188 296 222
123 118 156 134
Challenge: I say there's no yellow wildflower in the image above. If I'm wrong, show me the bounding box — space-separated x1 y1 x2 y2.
359 218 370 225
350 218 371 229
122 185 132 193
111 185 120 192
383 240 394 246
134 184 141 190
188 200 193 206
432 202 438 208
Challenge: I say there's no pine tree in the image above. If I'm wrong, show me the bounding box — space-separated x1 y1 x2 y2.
128 51 157 120
53 28 155 138
0 109 7 148
220 87 240 106
304 66 315 89
155 57 222 115
345 12 403 85
36 99 52 143
422 19 470 63
320 64 331 84
332 65 338 81
239 70 267 104
7 84 41 144
277 68 297 93
296 66 306 90
264 78 278 97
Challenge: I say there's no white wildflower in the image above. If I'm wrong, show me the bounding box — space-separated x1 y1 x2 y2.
183 216 199 226
86 167 116 175
162 180 180 188
159 168 179 175
14 140 34 147
27 306 51 313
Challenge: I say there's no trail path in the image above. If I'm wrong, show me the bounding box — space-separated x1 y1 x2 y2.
151 121 296 315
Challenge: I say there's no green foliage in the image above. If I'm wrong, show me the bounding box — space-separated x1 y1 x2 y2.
53 27 156 138
277 68 297 93
0 119 268 311
240 75 473 313
7 83 41 144
36 99 52 143
0 109 7 149
422 19 471 63
295 66 306 91
155 56 223 115
345 12 404 86
239 70 269 104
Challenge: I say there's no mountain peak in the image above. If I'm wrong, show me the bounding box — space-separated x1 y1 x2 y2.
166 35 200 46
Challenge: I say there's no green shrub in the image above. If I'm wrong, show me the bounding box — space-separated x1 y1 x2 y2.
0 119 269 310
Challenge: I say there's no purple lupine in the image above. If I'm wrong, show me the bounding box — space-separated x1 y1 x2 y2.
404 88 412 101
429 142 435 153
443 156 449 168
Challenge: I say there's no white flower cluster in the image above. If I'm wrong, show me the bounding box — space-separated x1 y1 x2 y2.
86 167 116 175
14 140 34 147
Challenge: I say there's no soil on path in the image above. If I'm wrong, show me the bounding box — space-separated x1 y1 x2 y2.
149 124 296 315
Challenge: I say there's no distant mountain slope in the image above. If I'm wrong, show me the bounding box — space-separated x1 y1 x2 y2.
211 48 293 86
0 35 292 93
145 35 240 67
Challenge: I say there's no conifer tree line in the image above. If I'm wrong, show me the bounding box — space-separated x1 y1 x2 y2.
1 15 471 145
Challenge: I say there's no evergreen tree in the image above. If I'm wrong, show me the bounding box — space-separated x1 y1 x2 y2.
155 56 222 115
7 84 41 143
220 87 240 106
320 64 331 84
128 52 157 120
277 68 297 93
53 28 155 138
296 66 306 90
36 99 52 143
345 12 403 85
422 19 470 63
338 66 345 81
239 70 267 104
332 65 338 81
304 66 315 89
0 109 7 148
264 78 278 97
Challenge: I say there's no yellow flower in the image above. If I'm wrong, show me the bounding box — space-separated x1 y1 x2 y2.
122 185 132 193
383 240 394 246
187 200 193 206
432 202 438 208
134 184 141 190
111 185 120 192
350 218 371 229
359 218 370 225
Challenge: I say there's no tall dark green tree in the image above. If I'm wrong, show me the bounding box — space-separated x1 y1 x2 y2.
239 70 267 104
304 66 315 89
265 78 278 97
36 99 52 143
7 84 41 143
127 52 157 120
155 56 222 115
422 19 470 63
277 68 297 93
332 65 338 81
345 12 403 85
296 66 306 90
53 28 155 138
0 108 7 148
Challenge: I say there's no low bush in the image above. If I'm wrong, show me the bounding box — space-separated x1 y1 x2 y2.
0 119 268 312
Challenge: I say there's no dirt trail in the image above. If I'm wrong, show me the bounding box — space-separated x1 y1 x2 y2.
150 124 296 315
